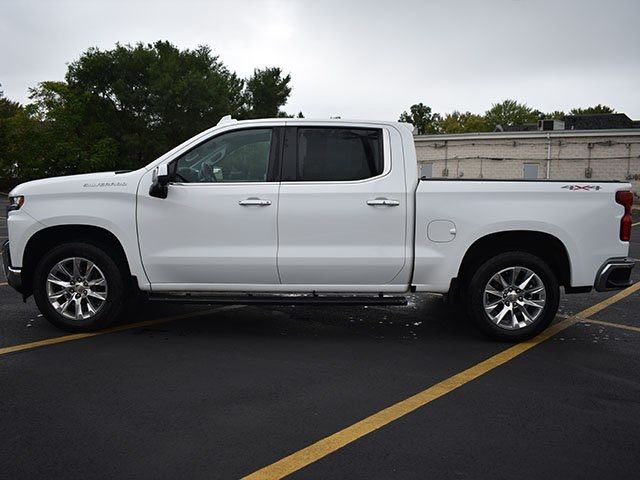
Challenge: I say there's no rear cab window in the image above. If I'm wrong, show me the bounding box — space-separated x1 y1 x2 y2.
283 127 384 182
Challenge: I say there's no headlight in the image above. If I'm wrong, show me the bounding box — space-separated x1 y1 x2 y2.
7 195 25 214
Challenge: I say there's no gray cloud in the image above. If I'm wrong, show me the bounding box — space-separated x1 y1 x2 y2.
1 0 639 119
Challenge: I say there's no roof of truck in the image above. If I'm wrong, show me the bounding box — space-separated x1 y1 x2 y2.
216 115 413 131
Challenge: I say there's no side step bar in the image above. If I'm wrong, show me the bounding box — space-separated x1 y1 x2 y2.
147 293 408 306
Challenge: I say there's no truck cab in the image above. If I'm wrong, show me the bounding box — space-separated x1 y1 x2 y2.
137 118 415 292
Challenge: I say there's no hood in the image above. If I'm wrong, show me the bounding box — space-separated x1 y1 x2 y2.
9 170 142 197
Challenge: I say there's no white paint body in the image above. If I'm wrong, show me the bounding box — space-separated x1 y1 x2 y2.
7 118 631 295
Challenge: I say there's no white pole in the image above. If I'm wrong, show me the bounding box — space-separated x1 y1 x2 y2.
546 133 551 179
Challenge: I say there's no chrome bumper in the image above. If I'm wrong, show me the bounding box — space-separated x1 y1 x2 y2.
1 240 23 294
594 258 635 292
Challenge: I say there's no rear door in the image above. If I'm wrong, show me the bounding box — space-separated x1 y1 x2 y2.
276 124 407 287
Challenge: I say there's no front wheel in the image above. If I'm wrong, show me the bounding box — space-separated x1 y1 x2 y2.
33 242 126 332
466 251 560 342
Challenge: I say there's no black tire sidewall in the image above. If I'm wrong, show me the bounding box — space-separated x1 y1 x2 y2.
467 251 559 342
33 242 126 332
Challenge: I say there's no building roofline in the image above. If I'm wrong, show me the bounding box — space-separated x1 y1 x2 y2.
414 128 640 142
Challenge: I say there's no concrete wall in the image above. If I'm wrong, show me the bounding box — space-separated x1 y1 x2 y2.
414 130 640 199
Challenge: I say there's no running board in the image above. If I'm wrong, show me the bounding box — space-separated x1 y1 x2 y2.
147 293 408 306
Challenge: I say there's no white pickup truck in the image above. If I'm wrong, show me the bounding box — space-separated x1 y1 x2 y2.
3 117 635 340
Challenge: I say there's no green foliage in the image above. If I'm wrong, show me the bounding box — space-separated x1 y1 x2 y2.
0 42 293 189
0 81 120 187
570 104 615 115
243 67 292 119
484 99 538 130
58 41 248 168
438 111 489 134
397 100 605 135
399 103 441 135
400 100 544 134
0 92 23 120
542 110 566 120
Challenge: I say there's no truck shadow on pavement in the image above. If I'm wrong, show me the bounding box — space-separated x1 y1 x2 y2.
116 294 488 345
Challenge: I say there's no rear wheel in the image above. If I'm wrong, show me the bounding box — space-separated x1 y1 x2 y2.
33 242 126 332
466 251 559 341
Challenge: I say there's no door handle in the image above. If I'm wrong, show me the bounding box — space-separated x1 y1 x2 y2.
367 198 400 207
238 198 272 206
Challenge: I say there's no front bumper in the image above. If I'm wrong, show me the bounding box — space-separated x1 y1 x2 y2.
2 241 23 294
594 257 635 292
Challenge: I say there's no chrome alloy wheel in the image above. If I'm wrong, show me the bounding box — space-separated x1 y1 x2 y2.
483 266 546 330
46 257 108 321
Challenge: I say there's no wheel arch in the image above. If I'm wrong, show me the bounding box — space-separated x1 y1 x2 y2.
22 224 133 297
456 230 571 292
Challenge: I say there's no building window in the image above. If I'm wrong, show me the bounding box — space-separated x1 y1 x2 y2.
420 163 433 178
523 163 539 180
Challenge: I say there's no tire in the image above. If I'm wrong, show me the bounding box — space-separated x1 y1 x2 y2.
466 251 559 342
33 242 127 332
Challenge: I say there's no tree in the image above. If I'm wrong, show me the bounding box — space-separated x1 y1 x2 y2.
55 41 247 167
0 42 294 189
399 103 441 135
0 87 43 188
28 81 119 174
542 110 566 120
438 110 488 133
0 85 23 119
484 99 538 130
570 104 615 115
243 67 292 119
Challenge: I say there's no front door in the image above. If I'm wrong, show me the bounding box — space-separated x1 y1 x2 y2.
137 126 282 289
276 125 407 287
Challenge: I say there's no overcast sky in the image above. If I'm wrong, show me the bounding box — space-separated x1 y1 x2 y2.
2 0 639 120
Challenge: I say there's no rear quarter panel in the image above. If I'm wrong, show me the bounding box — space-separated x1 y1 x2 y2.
413 180 631 292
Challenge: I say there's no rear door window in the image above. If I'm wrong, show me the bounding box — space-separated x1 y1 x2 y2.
294 128 383 181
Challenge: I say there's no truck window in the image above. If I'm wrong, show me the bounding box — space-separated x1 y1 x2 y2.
296 128 383 181
173 128 272 183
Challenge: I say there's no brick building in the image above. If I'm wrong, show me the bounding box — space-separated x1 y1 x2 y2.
414 128 640 200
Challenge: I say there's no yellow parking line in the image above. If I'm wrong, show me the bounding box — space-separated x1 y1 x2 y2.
582 318 640 334
242 282 640 480
578 282 640 319
632 221 640 227
0 282 7 286
0 305 243 356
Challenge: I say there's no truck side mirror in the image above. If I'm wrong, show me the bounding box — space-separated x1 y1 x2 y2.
149 164 169 199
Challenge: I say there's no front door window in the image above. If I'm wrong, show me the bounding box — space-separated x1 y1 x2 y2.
174 129 272 183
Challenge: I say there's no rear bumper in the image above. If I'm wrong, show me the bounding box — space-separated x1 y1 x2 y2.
1 241 23 294
594 257 635 292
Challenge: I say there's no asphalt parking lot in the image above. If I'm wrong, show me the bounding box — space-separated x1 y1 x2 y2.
1 197 640 479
